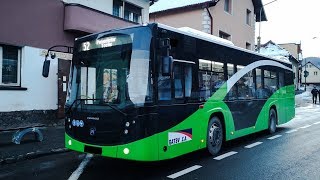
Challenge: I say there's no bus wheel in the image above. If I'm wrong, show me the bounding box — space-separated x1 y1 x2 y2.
268 108 277 134
207 117 223 155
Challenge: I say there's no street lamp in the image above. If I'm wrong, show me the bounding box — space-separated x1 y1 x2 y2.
257 0 279 53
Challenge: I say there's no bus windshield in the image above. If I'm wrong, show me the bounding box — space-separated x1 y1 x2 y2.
66 27 152 110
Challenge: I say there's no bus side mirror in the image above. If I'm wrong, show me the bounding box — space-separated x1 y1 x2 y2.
42 60 50 77
162 56 173 76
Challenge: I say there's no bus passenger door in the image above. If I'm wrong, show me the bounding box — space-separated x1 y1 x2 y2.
157 61 199 160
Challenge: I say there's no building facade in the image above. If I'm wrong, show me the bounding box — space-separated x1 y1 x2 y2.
301 57 320 86
149 0 266 50
0 0 152 130
279 43 302 61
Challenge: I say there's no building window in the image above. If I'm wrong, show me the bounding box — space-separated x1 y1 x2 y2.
124 9 130 20
0 45 21 86
124 3 142 23
314 71 318 76
113 0 141 23
246 9 251 25
219 31 231 40
133 13 140 23
113 0 123 17
246 42 251 50
224 0 232 13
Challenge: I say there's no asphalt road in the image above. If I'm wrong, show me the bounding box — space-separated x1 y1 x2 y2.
1 104 320 180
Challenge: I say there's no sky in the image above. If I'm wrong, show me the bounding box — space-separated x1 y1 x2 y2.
258 0 320 58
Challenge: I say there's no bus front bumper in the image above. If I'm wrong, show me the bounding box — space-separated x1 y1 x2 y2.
65 133 159 161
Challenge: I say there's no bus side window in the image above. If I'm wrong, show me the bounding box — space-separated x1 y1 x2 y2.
255 68 268 99
174 64 184 98
236 70 254 99
185 65 192 97
264 70 277 96
158 76 171 100
284 70 294 86
198 59 211 101
210 72 224 95
211 61 224 95
158 56 172 101
279 72 284 88
227 63 236 100
199 71 211 101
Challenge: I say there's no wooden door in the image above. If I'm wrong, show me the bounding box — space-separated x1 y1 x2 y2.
57 59 71 119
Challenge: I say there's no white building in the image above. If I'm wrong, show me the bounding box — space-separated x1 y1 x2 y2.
0 0 153 130
301 57 320 86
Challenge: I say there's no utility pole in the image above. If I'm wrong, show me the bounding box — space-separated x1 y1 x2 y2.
304 57 307 91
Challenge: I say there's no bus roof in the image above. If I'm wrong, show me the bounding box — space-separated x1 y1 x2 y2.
75 23 291 66
157 23 291 65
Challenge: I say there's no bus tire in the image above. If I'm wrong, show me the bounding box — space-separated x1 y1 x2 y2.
207 116 223 155
268 108 277 134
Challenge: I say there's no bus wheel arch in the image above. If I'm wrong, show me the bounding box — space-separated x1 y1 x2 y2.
209 112 226 141
268 106 278 134
207 112 225 155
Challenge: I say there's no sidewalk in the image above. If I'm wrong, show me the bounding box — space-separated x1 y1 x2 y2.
0 126 69 165
295 86 314 107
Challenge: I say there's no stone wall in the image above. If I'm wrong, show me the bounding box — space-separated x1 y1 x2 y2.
0 110 63 130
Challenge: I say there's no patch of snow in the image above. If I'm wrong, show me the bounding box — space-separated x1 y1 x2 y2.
258 42 291 63
150 0 211 13
178 27 234 46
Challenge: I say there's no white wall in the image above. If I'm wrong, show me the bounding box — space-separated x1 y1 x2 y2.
0 46 59 112
63 0 150 23
302 63 320 84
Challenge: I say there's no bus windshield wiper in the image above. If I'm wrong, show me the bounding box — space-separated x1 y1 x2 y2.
66 98 127 117
65 98 83 114
93 98 127 117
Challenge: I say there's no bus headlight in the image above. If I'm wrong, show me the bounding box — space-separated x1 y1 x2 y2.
125 122 130 127
123 148 130 155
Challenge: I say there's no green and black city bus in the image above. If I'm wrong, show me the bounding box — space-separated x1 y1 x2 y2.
62 23 295 161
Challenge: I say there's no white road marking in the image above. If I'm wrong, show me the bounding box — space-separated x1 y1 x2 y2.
313 121 320 125
300 125 312 129
286 129 298 134
267 135 282 140
244 142 263 148
213 151 238 160
167 165 202 179
68 154 93 180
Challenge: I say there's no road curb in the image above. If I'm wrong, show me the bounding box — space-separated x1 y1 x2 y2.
0 148 70 165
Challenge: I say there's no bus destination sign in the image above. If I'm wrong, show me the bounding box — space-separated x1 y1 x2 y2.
79 35 131 52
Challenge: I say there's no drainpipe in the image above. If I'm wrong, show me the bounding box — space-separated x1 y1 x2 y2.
205 6 213 35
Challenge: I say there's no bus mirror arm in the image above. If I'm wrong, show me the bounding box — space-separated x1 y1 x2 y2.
42 45 73 78
160 38 173 76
